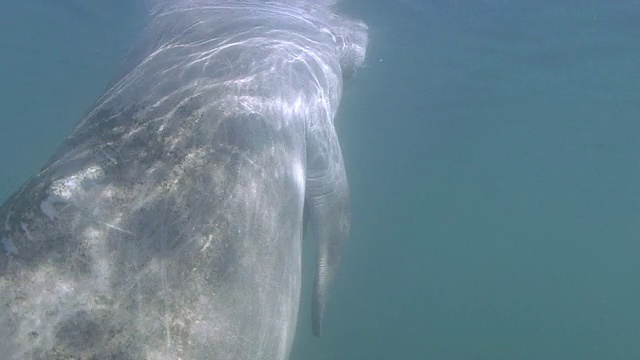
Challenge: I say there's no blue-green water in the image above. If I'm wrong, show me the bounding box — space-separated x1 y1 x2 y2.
0 0 144 195
2 1 640 359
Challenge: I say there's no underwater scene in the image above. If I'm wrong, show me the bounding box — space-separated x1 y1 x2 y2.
1 0 639 359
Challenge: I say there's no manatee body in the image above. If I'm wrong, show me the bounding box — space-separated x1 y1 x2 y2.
0 1 367 359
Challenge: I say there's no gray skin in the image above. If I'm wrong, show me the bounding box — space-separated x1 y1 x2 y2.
0 1 367 359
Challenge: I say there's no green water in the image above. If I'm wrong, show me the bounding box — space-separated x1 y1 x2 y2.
1 1 640 359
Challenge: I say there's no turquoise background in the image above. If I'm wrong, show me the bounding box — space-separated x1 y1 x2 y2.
1 1 639 359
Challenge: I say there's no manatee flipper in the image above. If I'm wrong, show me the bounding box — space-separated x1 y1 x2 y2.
305 122 350 337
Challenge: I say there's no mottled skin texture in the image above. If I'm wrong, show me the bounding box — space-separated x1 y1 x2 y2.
0 1 367 359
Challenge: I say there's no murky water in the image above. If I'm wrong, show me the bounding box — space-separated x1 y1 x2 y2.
2 1 639 359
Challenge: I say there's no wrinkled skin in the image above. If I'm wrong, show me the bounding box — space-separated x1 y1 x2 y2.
0 1 367 359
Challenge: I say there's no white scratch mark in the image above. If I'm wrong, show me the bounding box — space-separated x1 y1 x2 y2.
20 222 34 241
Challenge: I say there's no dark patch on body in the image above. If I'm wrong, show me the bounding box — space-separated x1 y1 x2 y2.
44 310 138 360
0 247 8 274
218 112 275 154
